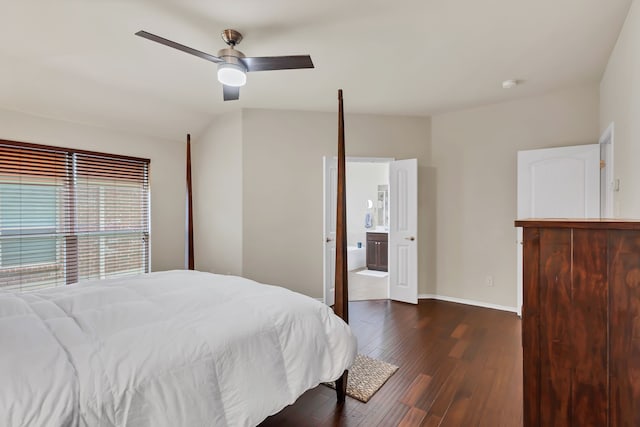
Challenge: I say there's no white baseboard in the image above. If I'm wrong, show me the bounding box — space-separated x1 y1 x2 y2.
418 294 518 314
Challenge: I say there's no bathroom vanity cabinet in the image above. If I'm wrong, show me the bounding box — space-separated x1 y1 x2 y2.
366 232 388 271
516 219 640 427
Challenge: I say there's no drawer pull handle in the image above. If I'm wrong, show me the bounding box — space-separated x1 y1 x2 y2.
405 236 416 241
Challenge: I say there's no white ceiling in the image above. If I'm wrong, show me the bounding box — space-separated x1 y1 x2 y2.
0 0 632 141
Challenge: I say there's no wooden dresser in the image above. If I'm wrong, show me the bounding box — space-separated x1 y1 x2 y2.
516 219 640 427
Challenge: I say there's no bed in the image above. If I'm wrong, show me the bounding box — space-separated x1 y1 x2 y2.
0 270 356 426
0 91 353 427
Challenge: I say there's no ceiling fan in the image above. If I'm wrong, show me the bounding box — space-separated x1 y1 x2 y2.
135 29 314 101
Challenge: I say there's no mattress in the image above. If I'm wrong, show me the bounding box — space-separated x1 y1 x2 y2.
0 270 357 427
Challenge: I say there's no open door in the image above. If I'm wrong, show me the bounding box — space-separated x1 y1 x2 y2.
323 156 337 306
389 158 418 304
516 144 600 315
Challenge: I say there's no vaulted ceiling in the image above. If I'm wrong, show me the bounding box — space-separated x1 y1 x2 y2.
0 0 632 140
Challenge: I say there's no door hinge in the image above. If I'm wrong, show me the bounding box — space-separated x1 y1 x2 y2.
600 160 606 169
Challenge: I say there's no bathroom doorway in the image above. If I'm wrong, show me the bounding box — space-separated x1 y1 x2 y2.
323 156 418 304
345 159 390 300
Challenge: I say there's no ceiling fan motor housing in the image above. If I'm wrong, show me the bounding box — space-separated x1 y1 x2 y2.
217 48 246 70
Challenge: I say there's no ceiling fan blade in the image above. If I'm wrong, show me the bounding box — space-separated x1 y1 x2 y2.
242 55 314 72
135 30 224 64
223 85 240 101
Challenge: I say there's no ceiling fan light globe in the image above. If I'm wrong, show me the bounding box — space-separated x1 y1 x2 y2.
217 63 246 87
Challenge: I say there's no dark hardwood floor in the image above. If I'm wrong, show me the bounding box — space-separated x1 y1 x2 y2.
260 299 523 427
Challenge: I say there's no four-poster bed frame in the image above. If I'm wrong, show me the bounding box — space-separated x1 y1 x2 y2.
0 97 356 426
184 90 350 403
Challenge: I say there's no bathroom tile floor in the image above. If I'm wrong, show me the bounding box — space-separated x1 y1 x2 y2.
348 268 388 301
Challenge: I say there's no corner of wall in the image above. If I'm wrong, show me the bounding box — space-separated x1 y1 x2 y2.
191 111 244 276
599 0 639 218
430 85 600 308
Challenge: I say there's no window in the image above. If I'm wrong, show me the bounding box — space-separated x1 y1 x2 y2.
0 140 150 291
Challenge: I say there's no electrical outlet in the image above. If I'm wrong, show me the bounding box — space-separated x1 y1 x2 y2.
485 275 494 287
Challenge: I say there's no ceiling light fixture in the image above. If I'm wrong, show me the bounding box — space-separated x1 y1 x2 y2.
217 62 247 87
502 79 518 89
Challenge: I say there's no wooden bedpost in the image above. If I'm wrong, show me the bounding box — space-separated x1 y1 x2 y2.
334 89 349 403
186 134 195 270
334 90 348 323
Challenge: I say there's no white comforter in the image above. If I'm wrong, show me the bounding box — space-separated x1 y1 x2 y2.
0 270 357 427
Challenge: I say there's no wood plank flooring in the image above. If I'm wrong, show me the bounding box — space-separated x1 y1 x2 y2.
260 299 523 426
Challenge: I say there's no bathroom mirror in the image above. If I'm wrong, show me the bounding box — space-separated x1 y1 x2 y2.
376 184 389 228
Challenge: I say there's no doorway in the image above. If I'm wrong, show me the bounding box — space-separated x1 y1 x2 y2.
346 160 390 301
323 156 418 305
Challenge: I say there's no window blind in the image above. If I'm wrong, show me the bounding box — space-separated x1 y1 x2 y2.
0 140 150 291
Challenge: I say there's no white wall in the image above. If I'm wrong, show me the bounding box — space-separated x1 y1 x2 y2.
346 162 388 246
0 108 186 272
241 109 432 298
601 1 640 218
431 85 600 309
191 112 243 275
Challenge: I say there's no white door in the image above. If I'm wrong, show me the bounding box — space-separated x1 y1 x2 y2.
323 156 337 306
389 159 418 304
516 144 600 315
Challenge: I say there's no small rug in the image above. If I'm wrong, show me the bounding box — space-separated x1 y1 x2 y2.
325 354 399 403
356 270 389 278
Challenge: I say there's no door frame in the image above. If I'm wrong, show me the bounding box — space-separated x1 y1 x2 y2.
322 156 394 305
322 156 337 307
599 122 615 218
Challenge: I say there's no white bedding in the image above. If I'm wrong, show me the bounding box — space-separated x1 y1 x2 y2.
0 270 357 427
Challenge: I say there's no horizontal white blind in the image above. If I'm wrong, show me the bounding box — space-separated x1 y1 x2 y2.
0 140 150 291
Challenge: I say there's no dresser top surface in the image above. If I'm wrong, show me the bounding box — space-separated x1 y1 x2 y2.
515 218 640 229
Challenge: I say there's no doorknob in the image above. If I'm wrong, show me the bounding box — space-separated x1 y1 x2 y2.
326 237 334 243
405 236 416 241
